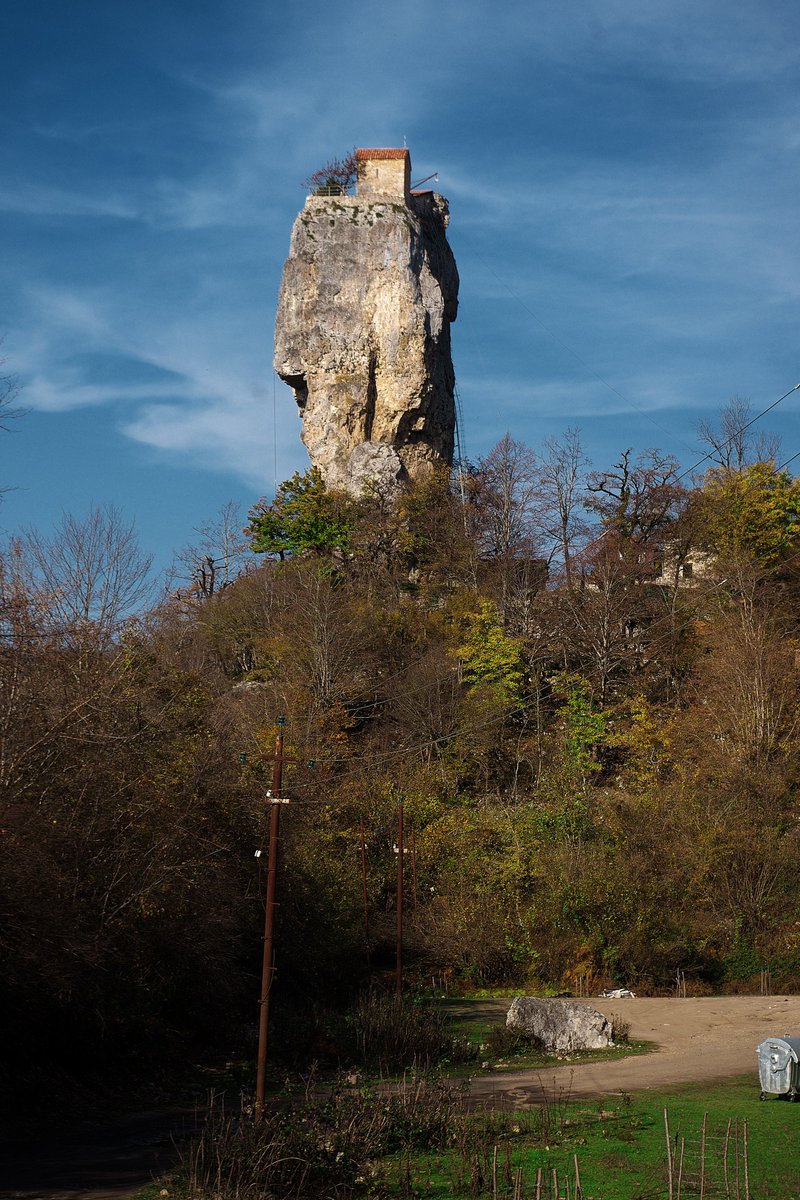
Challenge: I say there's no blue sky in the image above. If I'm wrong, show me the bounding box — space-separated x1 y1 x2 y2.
3 0 800 574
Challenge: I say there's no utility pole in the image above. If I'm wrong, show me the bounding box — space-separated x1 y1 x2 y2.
395 799 404 996
359 818 370 965
410 826 418 919
249 717 293 1122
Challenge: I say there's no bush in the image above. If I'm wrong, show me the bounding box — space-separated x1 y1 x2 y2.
484 1022 539 1057
303 150 358 196
723 940 763 982
178 1078 578 1199
179 1079 471 1199
352 991 472 1072
609 1013 630 1044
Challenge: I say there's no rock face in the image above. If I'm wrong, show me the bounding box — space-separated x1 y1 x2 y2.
274 148 459 494
506 998 613 1052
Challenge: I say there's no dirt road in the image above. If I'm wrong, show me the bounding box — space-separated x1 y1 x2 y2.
464 994 800 1106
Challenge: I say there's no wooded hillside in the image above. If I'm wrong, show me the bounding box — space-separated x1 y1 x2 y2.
3 417 800 1106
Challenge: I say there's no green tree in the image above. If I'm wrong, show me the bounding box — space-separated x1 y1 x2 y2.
699 460 800 568
246 469 354 561
608 695 671 796
457 600 525 707
552 672 608 785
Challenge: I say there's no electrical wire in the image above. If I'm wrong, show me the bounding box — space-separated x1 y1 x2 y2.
776 449 800 474
258 523 800 799
279 695 540 799
674 383 800 484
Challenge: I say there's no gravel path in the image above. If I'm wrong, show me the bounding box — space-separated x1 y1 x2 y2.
464 994 800 1106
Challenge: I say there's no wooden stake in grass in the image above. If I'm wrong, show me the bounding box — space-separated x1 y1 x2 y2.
735 1116 740 1199
536 1166 542 1200
700 1112 707 1200
723 1116 732 1198
743 1118 750 1200
574 1152 582 1200
664 1107 674 1199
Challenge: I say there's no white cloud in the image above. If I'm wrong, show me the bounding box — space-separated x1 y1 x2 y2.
0 183 139 221
452 0 800 84
7 277 300 490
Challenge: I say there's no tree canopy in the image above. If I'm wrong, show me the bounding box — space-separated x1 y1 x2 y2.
246 468 354 560
699 460 800 568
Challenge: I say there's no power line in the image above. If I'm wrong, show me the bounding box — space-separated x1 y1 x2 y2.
453 382 467 466
776 449 800 474
285 694 538 789
675 383 800 484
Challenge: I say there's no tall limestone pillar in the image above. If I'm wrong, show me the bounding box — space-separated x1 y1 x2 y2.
274 148 459 494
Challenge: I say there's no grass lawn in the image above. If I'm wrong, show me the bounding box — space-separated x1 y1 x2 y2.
385 1076 800 1198
146 1074 799 1200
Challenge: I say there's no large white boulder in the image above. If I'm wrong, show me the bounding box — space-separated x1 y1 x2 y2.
506 997 613 1052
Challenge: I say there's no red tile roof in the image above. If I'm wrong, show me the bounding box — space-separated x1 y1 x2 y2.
356 148 409 160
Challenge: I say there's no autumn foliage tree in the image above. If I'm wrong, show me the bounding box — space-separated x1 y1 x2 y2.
698 460 800 570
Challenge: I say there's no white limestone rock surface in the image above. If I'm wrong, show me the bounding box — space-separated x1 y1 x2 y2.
274 192 459 494
506 997 613 1052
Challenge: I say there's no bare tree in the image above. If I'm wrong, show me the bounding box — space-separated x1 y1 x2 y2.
0 364 21 430
471 433 541 560
303 149 358 195
694 575 800 765
174 500 254 602
586 447 686 545
537 427 590 586
465 434 545 630
697 395 781 473
1 350 24 501
24 505 154 649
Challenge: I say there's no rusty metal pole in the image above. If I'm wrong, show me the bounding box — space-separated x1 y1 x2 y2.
359 818 370 963
411 827 418 919
395 800 404 997
255 723 284 1122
